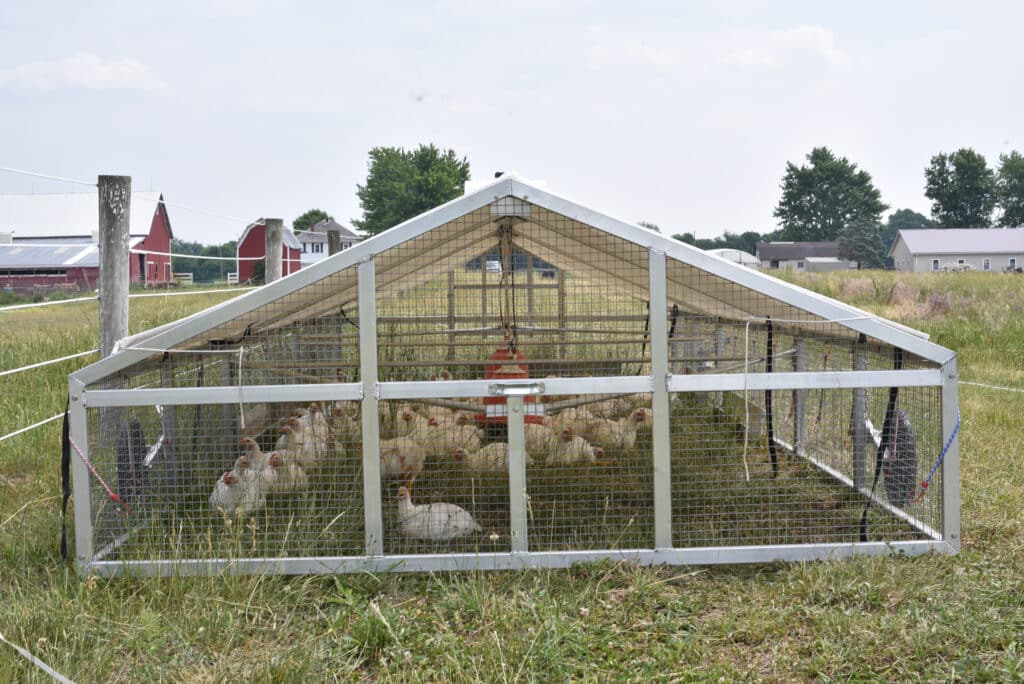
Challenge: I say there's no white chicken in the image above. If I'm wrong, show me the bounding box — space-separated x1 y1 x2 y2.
548 428 605 466
397 485 480 541
276 416 320 470
209 464 267 517
547 406 596 438
380 436 427 487
426 416 482 455
524 423 561 461
453 442 534 473
581 408 647 452
396 406 431 438
266 450 309 493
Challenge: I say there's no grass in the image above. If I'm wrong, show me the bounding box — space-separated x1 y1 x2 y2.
2 272 1024 680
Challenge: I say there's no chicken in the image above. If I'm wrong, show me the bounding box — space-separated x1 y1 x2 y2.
581 408 647 452
209 464 268 517
266 450 309 493
396 406 431 438
453 442 534 473
548 428 605 465
380 436 427 487
426 416 481 455
547 407 596 438
524 423 561 461
304 402 331 446
238 437 270 471
397 485 480 541
276 416 320 470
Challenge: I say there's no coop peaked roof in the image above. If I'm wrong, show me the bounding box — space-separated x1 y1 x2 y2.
73 175 953 385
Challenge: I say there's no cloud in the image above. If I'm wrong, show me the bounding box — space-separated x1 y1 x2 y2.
723 25 846 69
0 53 167 93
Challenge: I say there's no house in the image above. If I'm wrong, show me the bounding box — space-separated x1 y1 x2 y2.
754 241 853 271
0 191 173 292
888 228 1024 272
235 219 303 283
295 217 363 267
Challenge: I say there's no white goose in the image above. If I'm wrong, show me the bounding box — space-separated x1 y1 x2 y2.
396 486 481 541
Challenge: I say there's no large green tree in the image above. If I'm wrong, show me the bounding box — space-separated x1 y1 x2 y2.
997 150 1024 227
353 144 471 235
924 148 996 227
171 239 238 283
838 218 885 269
293 208 329 234
774 147 888 242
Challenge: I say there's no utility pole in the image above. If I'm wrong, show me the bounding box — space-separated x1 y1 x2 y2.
98 175 131 358
327 229 341 256
264 218 283 283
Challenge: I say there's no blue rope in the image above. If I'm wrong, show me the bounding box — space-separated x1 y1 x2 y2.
915 408 961 501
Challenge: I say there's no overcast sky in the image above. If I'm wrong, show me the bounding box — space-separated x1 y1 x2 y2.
1 1 1021 244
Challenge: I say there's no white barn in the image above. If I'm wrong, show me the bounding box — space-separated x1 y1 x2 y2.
888 228 1024 272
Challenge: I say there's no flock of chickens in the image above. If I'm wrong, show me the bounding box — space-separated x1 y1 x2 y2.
209 390 653 542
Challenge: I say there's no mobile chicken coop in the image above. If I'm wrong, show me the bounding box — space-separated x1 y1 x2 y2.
67 176 960 576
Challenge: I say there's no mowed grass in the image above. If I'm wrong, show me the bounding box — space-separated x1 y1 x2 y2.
2 273 1024 681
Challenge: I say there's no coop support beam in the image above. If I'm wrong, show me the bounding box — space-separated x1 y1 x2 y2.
793 338 807 454
648 249 673 550
82 383 363 407
941 356 961 551
87 539 950 577
667 368 941 393
852 336 869 490
714 322 727 408
358 258 384 556
507 396 529 554
264 218 283 283
69 378 94 570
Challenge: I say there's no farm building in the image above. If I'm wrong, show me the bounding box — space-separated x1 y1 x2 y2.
888 228 1024 272
295 217 363 267
67 175 960 576
0 190 173 292
235 220 303 283
707 248 759 268
755 241 854 272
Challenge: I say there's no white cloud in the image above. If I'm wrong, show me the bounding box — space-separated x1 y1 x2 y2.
0 53 166 93
723 25 846 69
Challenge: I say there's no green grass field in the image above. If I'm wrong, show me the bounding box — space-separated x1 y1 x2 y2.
1 272 1023 681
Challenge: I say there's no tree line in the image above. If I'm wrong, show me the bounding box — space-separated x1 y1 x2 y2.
177 141 1024 281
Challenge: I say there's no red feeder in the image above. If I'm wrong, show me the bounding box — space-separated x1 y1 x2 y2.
477 347 546 426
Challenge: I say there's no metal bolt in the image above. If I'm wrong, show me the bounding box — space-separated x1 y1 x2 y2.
511 405 520 413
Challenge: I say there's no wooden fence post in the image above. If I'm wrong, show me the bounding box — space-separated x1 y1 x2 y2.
264 218 283 283
98 175 131 359
327 229 341 256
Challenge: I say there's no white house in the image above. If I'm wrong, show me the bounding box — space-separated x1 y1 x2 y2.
888 228 1024 272
754 241 854 272
294 218 363 267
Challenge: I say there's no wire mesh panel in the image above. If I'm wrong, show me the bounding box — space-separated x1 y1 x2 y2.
526 392 654 551
84 399 365 563
670 383 943 547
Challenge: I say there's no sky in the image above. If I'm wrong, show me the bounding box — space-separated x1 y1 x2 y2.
1 1 1022 244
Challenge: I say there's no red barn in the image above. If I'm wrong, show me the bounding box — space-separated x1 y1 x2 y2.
236 220 303 283
0 191 174 292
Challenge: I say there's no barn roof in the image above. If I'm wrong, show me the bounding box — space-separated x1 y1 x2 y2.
755 241 839 260
888 227 1024 257
238 220 303 251
0 236 147 269
0 191 167 240
72 175 953 386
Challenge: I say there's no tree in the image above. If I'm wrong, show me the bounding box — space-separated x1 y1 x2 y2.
353 144 471 235
637 221 661 233
774 147 888 242
293 208 329 235
881 208 934 251
924 148 996 227
838 218 885 269
997 150 1024 227
171 239 238 283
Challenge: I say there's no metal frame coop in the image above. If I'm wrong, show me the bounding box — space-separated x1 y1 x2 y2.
68 175 960 577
